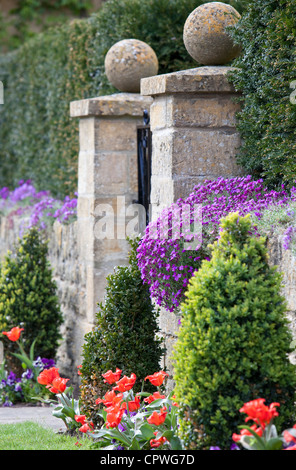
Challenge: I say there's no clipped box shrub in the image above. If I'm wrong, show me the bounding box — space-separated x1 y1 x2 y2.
0 228 63 369
173 212 296 450
80 238 165 422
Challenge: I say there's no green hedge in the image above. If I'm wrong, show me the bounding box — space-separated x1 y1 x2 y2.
229 0 296 189
0 0 247 198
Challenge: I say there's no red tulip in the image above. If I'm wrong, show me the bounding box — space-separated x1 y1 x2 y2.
105 404 125 429
113 373 136 392
144 391 165 404
239 398 280 428
126 395 141 412
102 368 122 384
147 407 167 426
75 415 87 425
37 367 60 386
48 377 69 394
2 327 24 342
79 423 92 433
232 424 263 443
145 371 169 387
96 390 123 408
150 432 167 448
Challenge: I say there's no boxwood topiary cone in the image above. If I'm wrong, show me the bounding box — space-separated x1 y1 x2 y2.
173 212 296 450
80 237 165 424
0 228 63 371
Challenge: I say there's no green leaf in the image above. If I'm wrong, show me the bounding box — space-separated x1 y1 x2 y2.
238 425 266 450
139 423 155 440
12 352 33 370
265 438 283 451
29 338 37 361
170 436 183 450
130 436 141 450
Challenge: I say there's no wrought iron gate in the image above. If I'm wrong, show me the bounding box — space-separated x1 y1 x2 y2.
137 110 152 225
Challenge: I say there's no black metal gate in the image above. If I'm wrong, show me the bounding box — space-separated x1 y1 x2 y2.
137 110 152 225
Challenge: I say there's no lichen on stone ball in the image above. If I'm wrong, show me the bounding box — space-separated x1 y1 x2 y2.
105 39 159 93
183 2 241 66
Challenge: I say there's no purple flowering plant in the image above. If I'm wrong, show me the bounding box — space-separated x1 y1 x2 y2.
137 176 296 312
254 200 296 253
0 179 77 235
0 357 56 406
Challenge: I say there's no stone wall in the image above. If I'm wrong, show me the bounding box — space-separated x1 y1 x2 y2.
0 215 85 387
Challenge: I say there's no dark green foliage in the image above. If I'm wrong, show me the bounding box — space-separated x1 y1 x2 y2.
80 238 165 419
173 212 296 449
0 228 63 365
0 0 248 198
0 18 98 198
0 0 93 53
229 0 296 189
89 0 247 96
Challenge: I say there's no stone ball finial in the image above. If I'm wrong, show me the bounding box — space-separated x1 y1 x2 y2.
183 2 241 66
104 39 159 93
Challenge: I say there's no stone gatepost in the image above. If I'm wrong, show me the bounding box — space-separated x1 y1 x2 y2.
141 65 242 216
141 66 243 381
70 93 152 339
140 2 243 386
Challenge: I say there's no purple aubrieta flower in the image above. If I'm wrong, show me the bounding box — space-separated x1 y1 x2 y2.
137 176 294 312
0 180 77 232
282 225 295 251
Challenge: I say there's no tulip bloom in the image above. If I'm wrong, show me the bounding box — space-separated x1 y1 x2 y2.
283 425 296 444
150 432 167 448
106 404 125 429
48 377 69 394
145 371 169 387
96 390 123 408
239 398 280 429
144 391 165 404
113 373 136 392
232 424 263 443
75 415 87 425
2 327 24 342
37 367 60 386
79 423 93 433
123 395 141 412
102 368 122 385
147 406 167 426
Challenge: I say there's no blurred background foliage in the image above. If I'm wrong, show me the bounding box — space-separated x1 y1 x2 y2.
0 0 248 198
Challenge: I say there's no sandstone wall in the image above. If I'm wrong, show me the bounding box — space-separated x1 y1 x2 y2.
0 216 85 387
